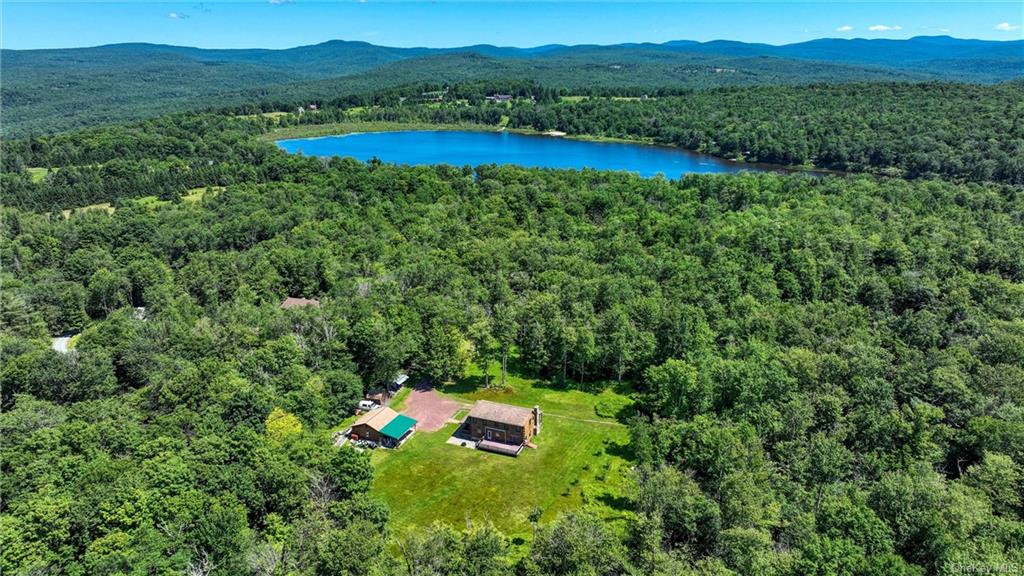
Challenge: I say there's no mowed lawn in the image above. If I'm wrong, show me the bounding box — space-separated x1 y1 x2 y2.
369 362 635 541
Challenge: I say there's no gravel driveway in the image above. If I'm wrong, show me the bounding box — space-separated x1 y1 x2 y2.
403 387 464 432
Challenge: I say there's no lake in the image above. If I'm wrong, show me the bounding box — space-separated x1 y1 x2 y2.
276 130 770 178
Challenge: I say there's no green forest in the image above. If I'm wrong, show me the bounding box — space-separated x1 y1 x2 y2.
2 83 1024 575
298 82 1023 184
3 81 1020 219
7 35 1020 137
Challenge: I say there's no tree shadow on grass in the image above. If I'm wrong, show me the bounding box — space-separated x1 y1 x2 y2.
595 493 634 512
441 374 522 396
441 374 485 395
603 437 635 461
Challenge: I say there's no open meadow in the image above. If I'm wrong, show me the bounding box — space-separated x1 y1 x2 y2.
369 361 635 542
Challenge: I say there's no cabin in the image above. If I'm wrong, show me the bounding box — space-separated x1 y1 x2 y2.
350 407 417 448
485 94 513 103
464 400 541 456
280 297 320 309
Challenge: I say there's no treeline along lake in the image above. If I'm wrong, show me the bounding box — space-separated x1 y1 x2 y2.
275 130 781 178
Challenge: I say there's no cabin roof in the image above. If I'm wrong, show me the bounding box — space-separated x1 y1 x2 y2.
353 407 399 431
379 413 416 440
352 407 417 440
467 400 534 426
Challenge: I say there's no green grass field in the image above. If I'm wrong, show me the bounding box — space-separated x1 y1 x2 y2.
183 186 225 204
388 387 412 411
27 167 49 182
59 202 114 218
369 361 635 544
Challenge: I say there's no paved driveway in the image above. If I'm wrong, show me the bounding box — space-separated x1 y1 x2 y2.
403 386 463 432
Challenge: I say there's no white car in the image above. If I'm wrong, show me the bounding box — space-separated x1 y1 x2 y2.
357 400 380 412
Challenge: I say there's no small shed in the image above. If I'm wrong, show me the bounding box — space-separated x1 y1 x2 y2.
465 400 540 448
365 389 389 405
280 297 320 309
350 407 417 448
390 373 409 392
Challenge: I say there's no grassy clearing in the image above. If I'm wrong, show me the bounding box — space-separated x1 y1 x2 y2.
27 167 49 182
442 359 635 422
52 187 221 219
59 203 114 218
183 186 225 204
237 111 293 121
369 360 635 544
133 196 171 209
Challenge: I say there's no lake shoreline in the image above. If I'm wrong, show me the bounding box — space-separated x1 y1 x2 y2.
273 128 788 178
268 122 832 176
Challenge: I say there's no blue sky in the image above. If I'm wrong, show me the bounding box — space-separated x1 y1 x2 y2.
3 1 1022 50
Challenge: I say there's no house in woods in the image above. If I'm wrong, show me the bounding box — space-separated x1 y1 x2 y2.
486 94 513 103
464 400 541 456
349 407 417 448
420 90 446 102
280 297 320 309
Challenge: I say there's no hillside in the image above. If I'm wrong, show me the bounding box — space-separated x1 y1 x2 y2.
3 36 1021 136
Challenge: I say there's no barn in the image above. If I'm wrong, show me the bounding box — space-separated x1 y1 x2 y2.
350 407 417 448
465 400 541 456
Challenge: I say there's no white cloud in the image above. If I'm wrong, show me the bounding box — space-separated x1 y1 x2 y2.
995 22 1021 31
836 25 853 32
939 28 951 33
167 11 188 19
869 24 902 32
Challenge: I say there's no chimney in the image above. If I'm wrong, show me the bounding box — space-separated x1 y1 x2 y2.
534 405 542 436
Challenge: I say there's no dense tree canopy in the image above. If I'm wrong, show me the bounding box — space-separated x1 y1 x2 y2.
328 82 1024 184
1 96 1023 575
4 82 1020 217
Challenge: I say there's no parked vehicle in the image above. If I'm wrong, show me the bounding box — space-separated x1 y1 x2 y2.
357 400 380 411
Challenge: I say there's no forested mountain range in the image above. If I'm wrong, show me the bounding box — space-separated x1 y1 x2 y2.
4 36 1022 136
3 23 1024 575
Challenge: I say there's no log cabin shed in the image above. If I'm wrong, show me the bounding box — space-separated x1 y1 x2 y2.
350 407 417 448
465 400 541 456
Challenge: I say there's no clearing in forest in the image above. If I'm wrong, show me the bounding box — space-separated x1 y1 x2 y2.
369 360 635 542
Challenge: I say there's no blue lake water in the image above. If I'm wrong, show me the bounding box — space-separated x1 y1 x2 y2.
276 130 770 178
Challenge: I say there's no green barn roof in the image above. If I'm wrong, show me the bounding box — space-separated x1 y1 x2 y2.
380 413 416 440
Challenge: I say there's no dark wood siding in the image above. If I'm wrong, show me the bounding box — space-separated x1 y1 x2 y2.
466 415 535 445
350 423 383 442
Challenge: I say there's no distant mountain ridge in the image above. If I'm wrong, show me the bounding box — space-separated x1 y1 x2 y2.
3 36 1021 136
17 35 1017 72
